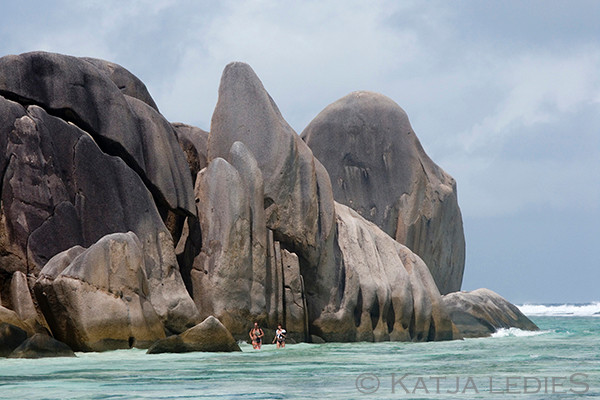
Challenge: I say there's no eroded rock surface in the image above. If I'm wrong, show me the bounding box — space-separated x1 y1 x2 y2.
172 122 209 183
302 91 465 294
0 51 194 216
34 233 168 351
310 203 456 342
208 62 335 268
442 289 538 338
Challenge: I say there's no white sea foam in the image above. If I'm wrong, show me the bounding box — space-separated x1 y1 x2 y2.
518 302 600 317
491 328 549 338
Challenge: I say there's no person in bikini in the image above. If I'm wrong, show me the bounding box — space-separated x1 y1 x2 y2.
249 322 264 349
272 324 287 348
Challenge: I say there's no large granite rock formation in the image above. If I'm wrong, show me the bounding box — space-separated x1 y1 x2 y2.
208 62 335 269
0 51 194 217
0 101 197 328
193 63 458 343
302 92 465 294
0 52 534 350
0 52 199 349
34 232 168 351
442 289 538 338
191 157 254 336
311 203 455 342
81 57 160 111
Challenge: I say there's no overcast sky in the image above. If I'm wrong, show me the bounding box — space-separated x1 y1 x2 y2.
1 0 598 303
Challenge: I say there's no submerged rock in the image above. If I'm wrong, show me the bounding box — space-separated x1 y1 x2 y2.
147 316 241 353
0 322 28 357
302 91 465 294
442 288 538 338
8 333 75 358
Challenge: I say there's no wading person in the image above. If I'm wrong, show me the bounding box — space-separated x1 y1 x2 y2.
272 324 287 348
249 322 264 349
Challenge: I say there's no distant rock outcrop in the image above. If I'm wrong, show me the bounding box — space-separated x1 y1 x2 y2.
442 289 538 338
302 92 465 294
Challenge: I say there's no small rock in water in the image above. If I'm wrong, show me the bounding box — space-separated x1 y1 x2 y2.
8 334 75 358
0 323 28 357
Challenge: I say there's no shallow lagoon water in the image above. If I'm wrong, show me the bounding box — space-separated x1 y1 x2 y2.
1 312 598 399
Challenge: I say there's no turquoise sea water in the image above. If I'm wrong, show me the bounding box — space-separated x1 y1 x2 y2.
1 304 598 400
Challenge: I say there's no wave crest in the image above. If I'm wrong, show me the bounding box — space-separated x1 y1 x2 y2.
518 302 600 317
491 328 548 338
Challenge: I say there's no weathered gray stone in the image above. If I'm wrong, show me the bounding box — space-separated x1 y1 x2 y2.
281 249 308 342
0 322 28 357
0 306 32 335
442 288 538 338
179 316 241 352
35 232 167 351
147 316 241 353
172 122 209 183
0 51 194 216
227 142 269 319
170 124 209 279
0 104 199 333
124 95 195 216
9 271 38 322
190 158 253 337
0 96 29 279
8 333 75 358
9 271 49 334
310 203 456 342
81 57 159 111
302 91 465 294
208 62 335 268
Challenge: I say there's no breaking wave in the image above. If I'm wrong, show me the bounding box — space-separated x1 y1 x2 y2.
518 302 600 317
491 328 549 338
